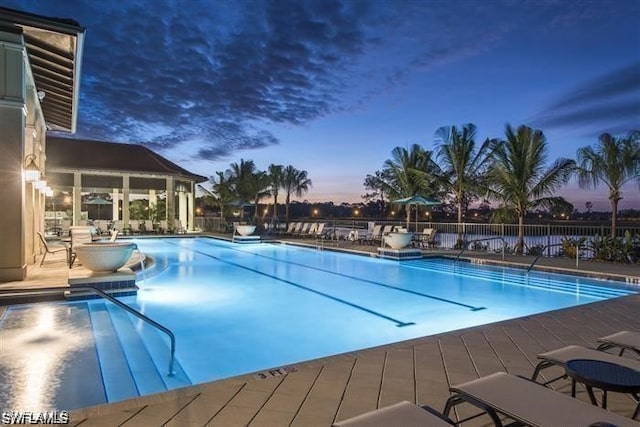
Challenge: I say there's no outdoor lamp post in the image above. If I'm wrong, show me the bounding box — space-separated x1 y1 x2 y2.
24 154 41 182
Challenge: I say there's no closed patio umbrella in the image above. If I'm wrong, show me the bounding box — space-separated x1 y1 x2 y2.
84 196 112 220
391 195 441 230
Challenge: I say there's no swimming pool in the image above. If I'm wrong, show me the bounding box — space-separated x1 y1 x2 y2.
0 236 636 410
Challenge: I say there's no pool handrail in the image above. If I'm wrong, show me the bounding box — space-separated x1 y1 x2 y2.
454 236 507 262
526 241 584 273
0 286 176 376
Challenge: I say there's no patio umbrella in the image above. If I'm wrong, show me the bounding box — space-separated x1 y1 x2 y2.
391 195 441 230
84 196 112 220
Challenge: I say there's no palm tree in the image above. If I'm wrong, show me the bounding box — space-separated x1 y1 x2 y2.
245 171 272 223
487 124 575 254
207 170 236 219
576 131 640 237
229 159 257 203
382 144 437 226
282 165 312 224
434 123 496 224
268 164 284 222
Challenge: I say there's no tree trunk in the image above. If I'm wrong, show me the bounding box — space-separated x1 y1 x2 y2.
272 191 279 221
517 213 525 255
285 193 291 224
457 200 464 245
611 199 618 238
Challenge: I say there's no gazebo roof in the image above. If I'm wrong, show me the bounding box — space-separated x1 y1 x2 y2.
46 136 208 183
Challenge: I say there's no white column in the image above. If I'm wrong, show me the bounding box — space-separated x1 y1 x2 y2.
149 189 157 209
122 175 130 229
73 172 82 225
166 177 175 221
178 191 187 230
187 191 194 231
112 188 119 220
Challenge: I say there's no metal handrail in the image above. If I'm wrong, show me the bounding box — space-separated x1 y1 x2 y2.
526 241 585 273
0 286 176 376
455 236 507 262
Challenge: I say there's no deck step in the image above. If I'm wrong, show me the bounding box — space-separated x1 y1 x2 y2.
88 302 139 402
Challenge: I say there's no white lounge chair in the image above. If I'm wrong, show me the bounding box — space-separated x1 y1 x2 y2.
333 401 453 426
69 227 93 268
144 220 156 234
444 372 637 427
129 221 142 235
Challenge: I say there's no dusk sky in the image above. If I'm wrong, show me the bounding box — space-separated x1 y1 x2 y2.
6 0 640 210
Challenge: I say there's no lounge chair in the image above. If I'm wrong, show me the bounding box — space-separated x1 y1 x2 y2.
365 224 382 245
129 221 142 235
36 232 67 266
444 372 637 427
531 344 640 386
174 219 186 234
158 219 168 234
68 227 93 268
143 220 156 234
295 222 311 237
333 401 454 426
597 331 640 357
313 222 328 239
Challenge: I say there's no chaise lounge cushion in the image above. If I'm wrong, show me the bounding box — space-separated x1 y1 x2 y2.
447 372 637 427
333 401 453 427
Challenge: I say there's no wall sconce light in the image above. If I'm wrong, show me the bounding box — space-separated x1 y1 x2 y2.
35 179 47 192
24 154 41 182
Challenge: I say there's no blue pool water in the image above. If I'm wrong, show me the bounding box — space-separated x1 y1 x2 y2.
0 237 636 410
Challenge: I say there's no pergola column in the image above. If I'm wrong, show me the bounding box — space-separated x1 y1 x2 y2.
187 189 194 231
112 188 119 220
178 190 187 230
122 174 130 228
73 172 82 225
0 30 28 281
166 177 175 223
149 189 157 212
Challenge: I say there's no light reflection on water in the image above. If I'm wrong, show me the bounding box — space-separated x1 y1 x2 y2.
0 304 94 411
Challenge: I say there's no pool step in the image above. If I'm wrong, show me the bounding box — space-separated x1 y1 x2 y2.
125 301 191 390
88 303 140 402
405 260 634 299
105 303 169 396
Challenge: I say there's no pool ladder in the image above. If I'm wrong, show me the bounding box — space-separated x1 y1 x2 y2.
454 236 507 262
0 286 176 376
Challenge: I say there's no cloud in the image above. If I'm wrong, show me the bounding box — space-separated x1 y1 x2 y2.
531 62 640 135
8 0 636 160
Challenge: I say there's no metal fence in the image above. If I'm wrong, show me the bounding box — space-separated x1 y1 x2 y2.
194 217 639 259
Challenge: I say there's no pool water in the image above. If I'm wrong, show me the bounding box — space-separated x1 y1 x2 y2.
0 237 636 410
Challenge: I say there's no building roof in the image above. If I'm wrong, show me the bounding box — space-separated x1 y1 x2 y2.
0 6 85 133
46 136 208 183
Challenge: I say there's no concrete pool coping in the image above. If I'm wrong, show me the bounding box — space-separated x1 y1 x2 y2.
1 234 639 425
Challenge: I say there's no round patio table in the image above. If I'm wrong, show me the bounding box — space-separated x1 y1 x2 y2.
565 358 640 418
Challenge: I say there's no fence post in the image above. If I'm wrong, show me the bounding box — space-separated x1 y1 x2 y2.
547 225 551 257
576 242 579 268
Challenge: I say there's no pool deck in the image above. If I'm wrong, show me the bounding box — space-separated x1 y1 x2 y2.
1 234 639 426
